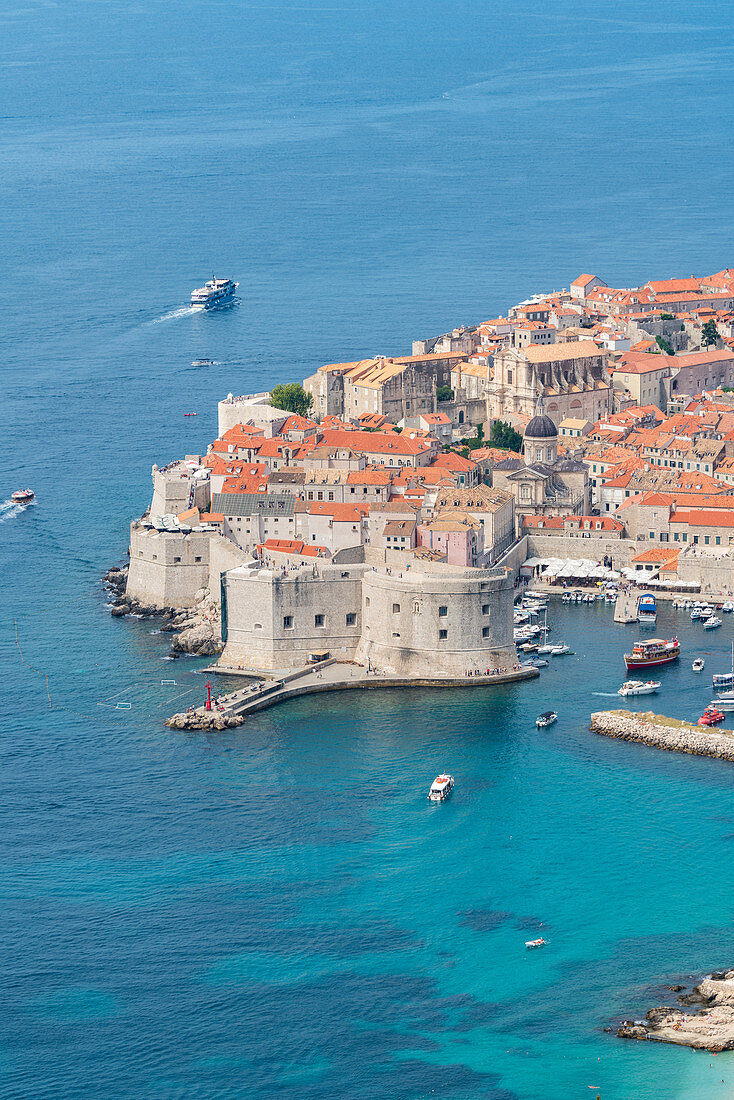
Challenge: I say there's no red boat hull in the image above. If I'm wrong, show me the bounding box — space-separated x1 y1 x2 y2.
624 651 680 670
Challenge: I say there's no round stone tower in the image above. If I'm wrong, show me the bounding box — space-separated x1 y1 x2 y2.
523 396 558 466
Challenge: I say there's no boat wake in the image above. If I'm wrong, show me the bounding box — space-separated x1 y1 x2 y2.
592 691 623 698
149 305 204 324
0 500 25 523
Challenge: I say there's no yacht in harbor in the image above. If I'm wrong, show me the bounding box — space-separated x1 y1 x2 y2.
190 277 238 308
618 679 661 697
624 637 680 671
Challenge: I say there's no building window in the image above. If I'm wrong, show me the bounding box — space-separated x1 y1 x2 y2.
649 532 654 540
195 556 202 562
438 629 448 640
315 614 325 626
482 604 489 615
328 492 334 501
705 536 710 545
438 605 448 617
346 613 356 625
393 603 400 613
174 556 181 563
716 537 721 545
482 626 490 638
365 597 370 607
283 615 293 629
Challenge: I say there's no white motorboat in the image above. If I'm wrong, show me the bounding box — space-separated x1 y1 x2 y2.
525 937 547 949
692 658 705 673
712 692 734 712
531 658 549 668
618 679 661 697
428 774 454 802
11 489 34 504
550 643 570 655
713 644 734 690
562 592 573 602
536 711 557 728
703 616 722 630
536 644 554 655
690 608 705 621
724 602 734 613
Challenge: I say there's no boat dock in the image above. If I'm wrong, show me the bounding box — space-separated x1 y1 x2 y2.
167 660 539 729
614 590 638 623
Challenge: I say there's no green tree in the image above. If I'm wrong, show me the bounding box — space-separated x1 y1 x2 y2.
489 420 523 452
702 320 720 348
659 313 675 320
655 335 674 356
269 383 313 417
437 384 454 402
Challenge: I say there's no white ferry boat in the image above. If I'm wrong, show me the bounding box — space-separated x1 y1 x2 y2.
618 679 660 697
11 489 34 504
190 277 238 308
428 774 454 802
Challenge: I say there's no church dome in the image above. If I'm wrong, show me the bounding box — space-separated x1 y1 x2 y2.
524 412 557 440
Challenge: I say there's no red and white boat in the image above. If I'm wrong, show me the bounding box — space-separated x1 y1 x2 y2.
10 489 34 504
427 774 454 802
525 937 546 949
624 637 680 671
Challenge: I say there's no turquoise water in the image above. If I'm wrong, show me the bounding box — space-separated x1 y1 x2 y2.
4 0 734 1095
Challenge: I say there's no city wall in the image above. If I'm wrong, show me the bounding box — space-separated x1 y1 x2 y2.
126 523 212 608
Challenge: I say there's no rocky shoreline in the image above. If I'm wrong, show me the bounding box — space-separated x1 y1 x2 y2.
591 709 734 762
102 565 223 658
617 969 734 1051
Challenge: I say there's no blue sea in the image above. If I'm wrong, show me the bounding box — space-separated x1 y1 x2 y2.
4 0 734 1096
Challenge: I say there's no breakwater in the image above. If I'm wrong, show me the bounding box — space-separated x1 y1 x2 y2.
591 709 734 762
168 662 539 729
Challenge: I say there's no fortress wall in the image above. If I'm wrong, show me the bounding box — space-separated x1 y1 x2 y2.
125 524 212 608
220 563 366 670
355 566 515 676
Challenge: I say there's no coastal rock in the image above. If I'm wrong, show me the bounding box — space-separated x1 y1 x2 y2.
617 969 734 1051
171 622 222 656
166 710 245 731
111 604 130 617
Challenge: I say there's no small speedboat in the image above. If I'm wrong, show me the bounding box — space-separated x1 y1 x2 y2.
536 711 557 728
723 602 734 613
550 643 570 655
703 616 722 630
692 658 705 673
618 680 661 697
525 937 547 949
183 412 197 417
191 358 214 367
428 774 454 802
531 658 549 668
11 489 34 504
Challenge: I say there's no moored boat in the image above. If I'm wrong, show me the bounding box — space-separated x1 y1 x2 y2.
536 711 557 728
637 592 657 625
624 637 680 671
698 706 725 727
703 616 722 630
692 658 705 673
549 643 570 655
11 489 34 504
427 774 454 802
618 679 661 697
713 642 734 689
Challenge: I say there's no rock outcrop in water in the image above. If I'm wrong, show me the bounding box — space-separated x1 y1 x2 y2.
618 970 734 1051
166 710 245 731
104 568 222 657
